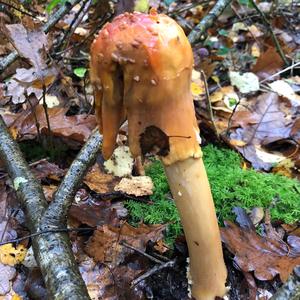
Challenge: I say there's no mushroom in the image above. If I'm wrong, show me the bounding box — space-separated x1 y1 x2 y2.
90 10 227 300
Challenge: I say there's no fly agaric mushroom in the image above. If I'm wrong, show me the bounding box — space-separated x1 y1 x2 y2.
90 10 227 300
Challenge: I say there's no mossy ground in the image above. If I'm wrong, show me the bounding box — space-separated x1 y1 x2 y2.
126 145 300 244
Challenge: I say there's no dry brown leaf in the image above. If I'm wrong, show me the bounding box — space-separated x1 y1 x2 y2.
2 105 96 143
5 23 48 69
252 47 285 81
221 221 300 282
85 222 166 266
31 160 65 180
83 164 120 194
229 93 293 170
69 200 124 227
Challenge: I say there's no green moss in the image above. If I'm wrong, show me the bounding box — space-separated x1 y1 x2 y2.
126 160 182 245
126 145 300 244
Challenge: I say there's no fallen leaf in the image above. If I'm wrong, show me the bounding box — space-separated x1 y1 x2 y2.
0 244 27 266
5 23 48 69
69 200 125 227
84 164 120 194
0 264 16 295
229 93 292 170
85 222 166 266
229 71 260 93
2 105 96 143
140 126 170 157
269 80 300 106
6 68 43 104
252 47 285 81
31 160 65 180
221 221 300 282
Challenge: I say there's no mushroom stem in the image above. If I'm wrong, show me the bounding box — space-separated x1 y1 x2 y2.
164 157 227 300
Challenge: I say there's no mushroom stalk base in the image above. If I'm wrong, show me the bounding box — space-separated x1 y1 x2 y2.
164 157 227 300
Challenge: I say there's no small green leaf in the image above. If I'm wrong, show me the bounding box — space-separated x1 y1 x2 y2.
218 29 229 37
134 0 149 12
74 67 87 78
238 0 254 8
217 46 230 56
46 0 66 13
229 98 237 107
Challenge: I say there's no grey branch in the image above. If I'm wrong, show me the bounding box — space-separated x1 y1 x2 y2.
188 0 232 44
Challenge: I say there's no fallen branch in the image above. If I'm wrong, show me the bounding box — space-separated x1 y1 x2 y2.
131 259 176 287
41 128 102 227
0 0 81 72
0 115 102 299
188 0 232 44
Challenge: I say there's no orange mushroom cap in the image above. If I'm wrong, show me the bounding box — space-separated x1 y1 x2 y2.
90 10 202 165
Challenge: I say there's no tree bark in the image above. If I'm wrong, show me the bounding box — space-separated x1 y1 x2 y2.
188 0 232 44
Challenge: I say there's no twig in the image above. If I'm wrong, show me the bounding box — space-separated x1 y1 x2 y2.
57 0 91 52
0 227 95 246
260 61 300 83
0 0 81 73
249 0 289 66
200 70 218 136
120 241 165 265
0 1 37 18
42 84 54 152
225 99 240 137
40 128 102 229
27 96 42 143
131 260 176 287
188 0 233 44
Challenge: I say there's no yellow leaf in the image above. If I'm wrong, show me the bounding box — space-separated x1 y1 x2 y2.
230 139 246 147
251 43 260 58
12 294 22 300
211 75 220 84
0 244 27 266
134 0 149 12
190 82 204 96
9 127 18 140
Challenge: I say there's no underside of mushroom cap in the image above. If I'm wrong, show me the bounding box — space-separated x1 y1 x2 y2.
90 11 202 165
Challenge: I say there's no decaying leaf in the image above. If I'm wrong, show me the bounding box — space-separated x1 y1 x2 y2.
69 200 126 227
252 47 285 81
83 164 120 194
2 105 96 143
0 244 27 266
229 92 293 169
221 221 300 282
85 222 166 266
0 263 16 295
229 71 260 93
5 23 48 70
140 126 170 157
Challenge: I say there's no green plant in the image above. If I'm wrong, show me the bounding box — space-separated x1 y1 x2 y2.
126 145 300 244
46 0 67 13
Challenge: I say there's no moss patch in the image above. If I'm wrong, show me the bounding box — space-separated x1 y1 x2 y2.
126 145 300 244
